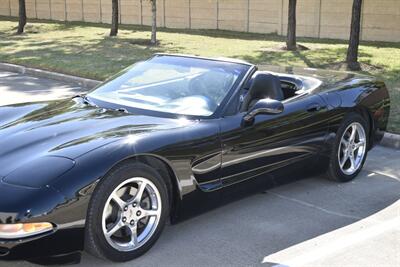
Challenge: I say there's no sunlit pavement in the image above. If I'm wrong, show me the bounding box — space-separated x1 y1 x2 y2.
0 71 82 106
0 71 399 266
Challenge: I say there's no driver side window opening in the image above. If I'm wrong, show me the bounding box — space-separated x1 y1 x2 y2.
239 72 302 112
280 80 298 99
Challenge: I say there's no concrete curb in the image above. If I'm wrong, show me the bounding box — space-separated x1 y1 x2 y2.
380 132 400 150
0 62 101 89
1 62 399 150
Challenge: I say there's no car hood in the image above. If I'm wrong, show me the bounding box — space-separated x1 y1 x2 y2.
0 99 192 178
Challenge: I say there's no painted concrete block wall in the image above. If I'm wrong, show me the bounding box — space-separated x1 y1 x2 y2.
3 0 400 42
120 0 141 25
0 0 11 16
320 0 352 39
281 0 322 38
249 0 281 34
163 0 190 28
51 0 66 21
218 0 248 32
25 0 37 18
141 0 166 27
362 0 400 42
190 0 218 29
100 0 111 23
66 0 83 21
83 0 101 22
10 0 19 17
36 0 51 19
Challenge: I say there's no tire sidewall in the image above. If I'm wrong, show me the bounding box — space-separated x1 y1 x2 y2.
85 162 169 262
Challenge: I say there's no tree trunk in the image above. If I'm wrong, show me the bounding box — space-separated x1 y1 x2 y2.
17 0 27 34
286 0 297 51
346 0 363 70
110 0 119 36
150 0 157 45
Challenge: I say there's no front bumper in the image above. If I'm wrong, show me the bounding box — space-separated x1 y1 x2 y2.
0 182 85 260
0 227 84 260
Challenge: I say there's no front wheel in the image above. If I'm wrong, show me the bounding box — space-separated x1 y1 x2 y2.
327 113 369 182
85 162 169 262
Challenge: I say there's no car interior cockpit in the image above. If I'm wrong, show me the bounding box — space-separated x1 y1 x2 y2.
241 73 284 111
239 71 313 112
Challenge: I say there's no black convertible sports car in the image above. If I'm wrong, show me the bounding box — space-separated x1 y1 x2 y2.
0 54 390 263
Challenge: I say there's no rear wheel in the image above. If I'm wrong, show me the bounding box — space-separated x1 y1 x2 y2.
327 113 369 182
85 162 169 262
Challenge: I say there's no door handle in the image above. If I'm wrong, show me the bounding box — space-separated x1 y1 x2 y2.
306 103 324 112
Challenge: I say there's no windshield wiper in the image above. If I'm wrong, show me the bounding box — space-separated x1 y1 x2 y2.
73 95 97 107
116 107 129 113
74 95 130 114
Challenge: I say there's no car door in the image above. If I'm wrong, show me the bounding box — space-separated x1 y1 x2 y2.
219 93 330 187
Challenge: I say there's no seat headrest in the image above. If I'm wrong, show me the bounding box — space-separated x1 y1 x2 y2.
242 73 284 110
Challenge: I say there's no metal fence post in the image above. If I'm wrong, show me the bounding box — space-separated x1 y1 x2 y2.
99 0 102 23
216 0 219 30
317 0 322 38
279 0 284 35
49 0 52 20
163 0 166 27
188 0 191 29
140 0 143 25
64 0 67 21
360 0 365 41
35 0 38 18
246 0 250 32
81 0 84 21
118 0 121 23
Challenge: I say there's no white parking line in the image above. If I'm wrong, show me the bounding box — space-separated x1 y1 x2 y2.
269 192 362 220
262 201 400 266
366 170 400 182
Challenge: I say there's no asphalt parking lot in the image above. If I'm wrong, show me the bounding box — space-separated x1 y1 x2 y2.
0 71 399 267
0 71 82 106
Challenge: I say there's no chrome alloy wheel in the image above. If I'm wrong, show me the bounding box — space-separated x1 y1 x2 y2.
102 177 162 252
338 122 367 175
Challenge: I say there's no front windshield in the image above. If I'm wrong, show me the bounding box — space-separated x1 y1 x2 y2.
88 56 249 116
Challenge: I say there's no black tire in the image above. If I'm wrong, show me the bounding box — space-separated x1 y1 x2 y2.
326 113 369 182
85 162 169 262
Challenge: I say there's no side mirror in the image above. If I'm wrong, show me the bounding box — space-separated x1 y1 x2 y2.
243 98 284 123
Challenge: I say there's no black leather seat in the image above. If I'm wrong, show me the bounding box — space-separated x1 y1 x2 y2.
241 73 284 110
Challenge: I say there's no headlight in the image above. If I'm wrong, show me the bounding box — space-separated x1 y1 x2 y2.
0 223 53 239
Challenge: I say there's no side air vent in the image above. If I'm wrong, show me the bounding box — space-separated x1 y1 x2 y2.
0 246 10 256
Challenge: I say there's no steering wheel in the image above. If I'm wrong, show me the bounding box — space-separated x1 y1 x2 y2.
195 95 218 111
189 76 208 94
188 77 218 110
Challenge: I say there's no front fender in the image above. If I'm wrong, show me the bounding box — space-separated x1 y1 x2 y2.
0 181 65 224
